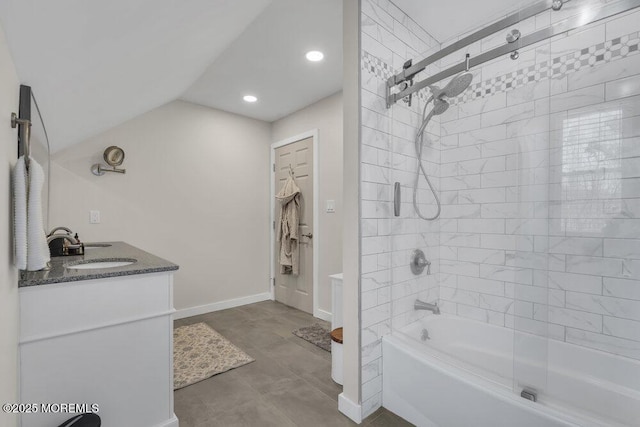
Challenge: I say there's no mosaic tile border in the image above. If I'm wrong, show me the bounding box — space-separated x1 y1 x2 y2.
362 30 640 106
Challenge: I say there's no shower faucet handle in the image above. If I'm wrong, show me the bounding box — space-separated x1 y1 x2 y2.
410 249 431 275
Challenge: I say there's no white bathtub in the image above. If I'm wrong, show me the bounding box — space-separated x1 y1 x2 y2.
382 315 640 427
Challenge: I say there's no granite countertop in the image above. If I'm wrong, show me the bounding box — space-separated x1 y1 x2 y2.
19 241 179 287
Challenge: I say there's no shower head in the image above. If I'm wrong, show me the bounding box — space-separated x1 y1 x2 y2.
429 72 473 100
417 99 449 136
444 72 473 97
432 99 449 115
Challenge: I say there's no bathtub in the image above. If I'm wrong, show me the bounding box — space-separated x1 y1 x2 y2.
382 315 640 427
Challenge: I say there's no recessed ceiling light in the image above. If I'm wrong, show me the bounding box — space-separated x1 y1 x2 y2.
306 50 324 62
243 95 257 103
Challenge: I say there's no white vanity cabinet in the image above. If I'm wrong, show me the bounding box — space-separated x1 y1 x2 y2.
18 272 178 427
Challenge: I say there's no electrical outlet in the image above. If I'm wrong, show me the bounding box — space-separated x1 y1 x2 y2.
90 210 101 224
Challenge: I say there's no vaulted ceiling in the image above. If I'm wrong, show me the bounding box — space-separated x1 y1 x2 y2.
0 0 342 152
182 0 342 123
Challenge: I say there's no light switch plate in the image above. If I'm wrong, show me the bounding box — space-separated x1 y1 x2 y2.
326 200 335 213
90 210 101 224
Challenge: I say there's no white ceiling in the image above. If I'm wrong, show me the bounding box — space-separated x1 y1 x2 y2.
0 0 342 152
182 0 343 122
393 0 520 42
0 0 269 152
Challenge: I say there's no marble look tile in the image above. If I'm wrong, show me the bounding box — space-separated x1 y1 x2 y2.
440 174 481 191
481 234 534 251
604 316 640 342
361 269 391 291
440 205 481 220
361 340 382 365
548 271 602 294
362 303 391 328
568 54 640 92
606 73 640 101
603 277 640 301
548 236 603 256
361 393 383 421
457 156 506 175
479 294 513 313
604 239 640 259
513 283 548 304
458 248 505 265
458 124 507 146
440 232 481 248
606 9 640 40
550 84 605 113
566 255 623 277
452 276 506 296
440 260 480 277
481 170 519 188
548 307 603 333
505 251 548 270
507 80 551 106
566 292 640 321
458 187 506 204
548 24 605 58
458 218 504 233
458 92 507 119
480 264 533 285
505 218 548 235
458 304 505 326
440 286 480 306
481 102 535 128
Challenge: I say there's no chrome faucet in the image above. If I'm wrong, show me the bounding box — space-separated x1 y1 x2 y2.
47 227 84 256
46 234 79 245
415 299 440 315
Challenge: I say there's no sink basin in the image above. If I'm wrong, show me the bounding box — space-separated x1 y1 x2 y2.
65 258 136 270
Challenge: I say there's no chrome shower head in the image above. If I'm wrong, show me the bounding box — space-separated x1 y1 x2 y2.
432 99 449 115
429 72 473 101
443 72 473 97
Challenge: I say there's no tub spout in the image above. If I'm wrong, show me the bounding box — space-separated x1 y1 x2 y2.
415 299 440 314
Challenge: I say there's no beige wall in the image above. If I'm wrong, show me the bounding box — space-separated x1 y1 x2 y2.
50 100 273 311
0 24 20 427
272 92 343 314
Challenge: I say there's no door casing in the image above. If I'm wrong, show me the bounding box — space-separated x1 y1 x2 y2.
270 129 328 321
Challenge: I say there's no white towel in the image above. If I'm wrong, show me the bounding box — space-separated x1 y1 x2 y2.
13 156 50 271
26 157 50 270
13 157 27 270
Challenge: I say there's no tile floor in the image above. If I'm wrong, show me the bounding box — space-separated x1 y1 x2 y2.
173 300 413 427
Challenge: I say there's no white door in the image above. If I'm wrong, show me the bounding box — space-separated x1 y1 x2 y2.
274 137 313 313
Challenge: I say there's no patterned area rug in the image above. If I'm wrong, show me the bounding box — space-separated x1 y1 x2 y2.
173 322 254 390
292 323 331 352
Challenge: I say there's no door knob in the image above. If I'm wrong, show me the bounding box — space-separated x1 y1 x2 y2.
302 233 313 239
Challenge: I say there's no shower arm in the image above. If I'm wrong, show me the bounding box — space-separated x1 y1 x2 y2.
386 0 640 107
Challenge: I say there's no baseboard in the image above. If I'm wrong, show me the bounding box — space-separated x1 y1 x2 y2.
315 308 332 322
174 292 271 319
155 414 179 427
338 393 362 424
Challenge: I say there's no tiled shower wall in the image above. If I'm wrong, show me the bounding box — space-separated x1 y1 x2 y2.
436 5 640 360
359 0 440 417
360 0 640 417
